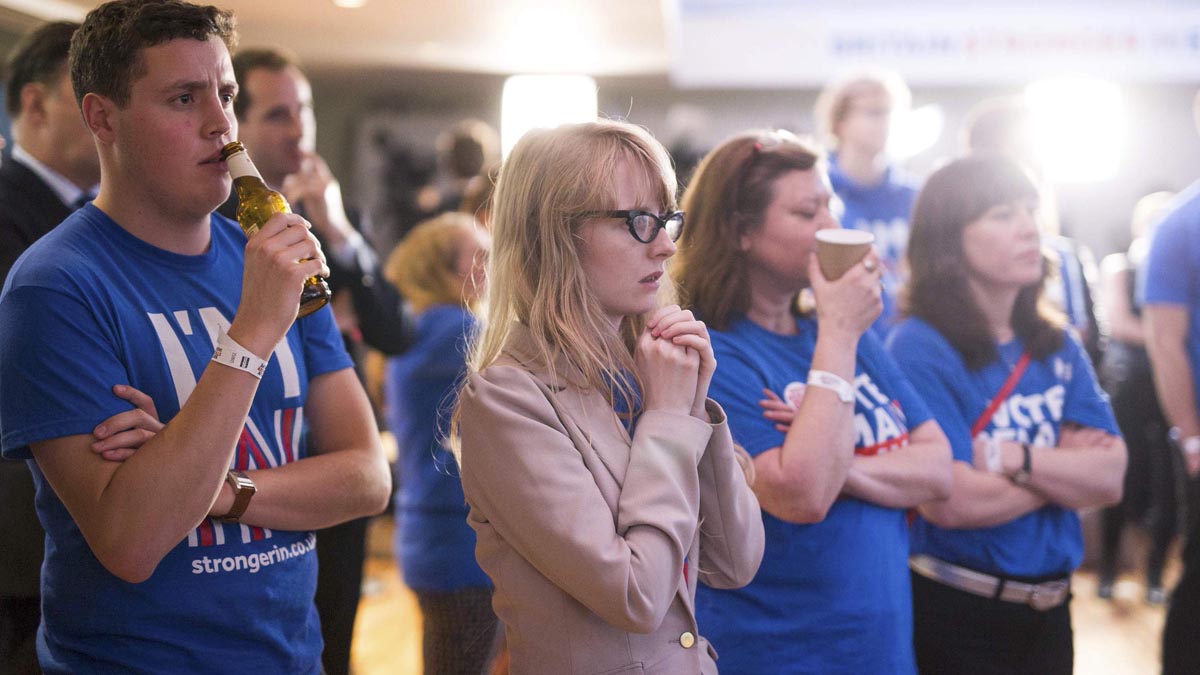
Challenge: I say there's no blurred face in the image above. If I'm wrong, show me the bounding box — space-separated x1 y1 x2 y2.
107 37 237 221
575 156 675 330
235 65 314 184
43 71 100 186
836 89 893 156
740 168 839 292
455 226 490 304
961 197 1043 290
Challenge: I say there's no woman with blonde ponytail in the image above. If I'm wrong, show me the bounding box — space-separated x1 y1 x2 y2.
453 120 763 674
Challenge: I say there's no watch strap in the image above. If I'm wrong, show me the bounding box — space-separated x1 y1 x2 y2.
1012 443 1033 486
807 370 855 404
220 470 256 523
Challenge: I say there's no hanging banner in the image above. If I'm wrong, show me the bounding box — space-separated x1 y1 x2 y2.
671 0 1200 87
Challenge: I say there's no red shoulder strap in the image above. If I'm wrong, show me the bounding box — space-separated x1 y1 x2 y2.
970 352 1031 437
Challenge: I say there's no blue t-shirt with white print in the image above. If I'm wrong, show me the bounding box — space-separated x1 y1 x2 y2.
828 154 919 339
696 314 931 675
0 205 352 674
886 317 1118 578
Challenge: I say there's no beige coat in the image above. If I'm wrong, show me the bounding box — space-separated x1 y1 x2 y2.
458 331 765 675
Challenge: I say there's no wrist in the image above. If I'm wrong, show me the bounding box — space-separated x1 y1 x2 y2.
210 479 234 517
217 470 257 523
1170 427 1200 455
1000 441 1022 476
814 320 863 345
225 323 277 361
1010 442 1033 486
806 369 855 404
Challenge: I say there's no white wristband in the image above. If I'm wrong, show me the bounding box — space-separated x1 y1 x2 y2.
212 331 267 379
1184 436 1200 456
806 370 854 403
983 436 1004 473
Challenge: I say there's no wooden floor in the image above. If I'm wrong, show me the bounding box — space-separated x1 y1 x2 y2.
350 517 1175 675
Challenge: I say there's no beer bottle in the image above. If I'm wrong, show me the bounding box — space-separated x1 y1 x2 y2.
221 141 331 318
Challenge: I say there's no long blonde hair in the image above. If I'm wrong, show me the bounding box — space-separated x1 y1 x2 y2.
461 120 677 423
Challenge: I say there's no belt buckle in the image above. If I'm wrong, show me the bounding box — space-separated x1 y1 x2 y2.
1029 579 1068 611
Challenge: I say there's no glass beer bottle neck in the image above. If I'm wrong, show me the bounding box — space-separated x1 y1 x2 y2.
226 151 263 181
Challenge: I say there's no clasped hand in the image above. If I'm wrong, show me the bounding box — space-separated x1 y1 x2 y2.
638 305 714 419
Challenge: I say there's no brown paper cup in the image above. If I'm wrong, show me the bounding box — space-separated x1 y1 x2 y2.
815 229 875 280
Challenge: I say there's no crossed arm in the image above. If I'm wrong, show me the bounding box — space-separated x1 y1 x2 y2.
918 426 1125 529
758 393 951 514
32 366 389 583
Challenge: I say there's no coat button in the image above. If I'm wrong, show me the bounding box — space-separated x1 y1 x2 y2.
680 631 696 649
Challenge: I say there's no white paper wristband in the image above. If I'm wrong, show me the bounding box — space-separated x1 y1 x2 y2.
984 436 1004 473
806 370 854 403
1184 436 1200 456
212 331 267 379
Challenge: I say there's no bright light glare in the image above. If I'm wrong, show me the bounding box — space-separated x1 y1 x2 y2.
1025 78 1124 183
888 104 944 160
501 75 598 158
331 0 368 7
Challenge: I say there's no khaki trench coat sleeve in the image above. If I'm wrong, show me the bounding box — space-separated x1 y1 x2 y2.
694 400 765 589
458 365 709 633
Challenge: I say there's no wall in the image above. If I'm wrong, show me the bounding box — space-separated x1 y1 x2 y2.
310 69 1200 260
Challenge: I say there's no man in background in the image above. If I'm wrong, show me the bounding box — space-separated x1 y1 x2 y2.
0 22 99 672
1143 89 1200 675
815 69 918 338
0 21 98 282
226 47 413 675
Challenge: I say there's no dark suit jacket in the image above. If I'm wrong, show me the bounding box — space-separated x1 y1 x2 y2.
0 156 73 286
0 155 73 597
218 193 415 355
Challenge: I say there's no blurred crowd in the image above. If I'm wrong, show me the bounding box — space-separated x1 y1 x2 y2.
2 3 1200 675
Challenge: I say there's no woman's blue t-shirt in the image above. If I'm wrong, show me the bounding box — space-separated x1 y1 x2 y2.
886 317 1119 578
697 314 932 675
385 304 490 592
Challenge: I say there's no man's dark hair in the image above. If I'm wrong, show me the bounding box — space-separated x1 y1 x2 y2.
231 47 299 120
4 21 79 119
69 0 237 109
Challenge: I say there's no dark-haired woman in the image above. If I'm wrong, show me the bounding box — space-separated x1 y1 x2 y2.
674 130 952 674
886 153 1126 674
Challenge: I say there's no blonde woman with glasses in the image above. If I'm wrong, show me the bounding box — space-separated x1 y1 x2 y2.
452 120 764 674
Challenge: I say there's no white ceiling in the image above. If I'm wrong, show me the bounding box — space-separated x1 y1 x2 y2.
0 0 672 76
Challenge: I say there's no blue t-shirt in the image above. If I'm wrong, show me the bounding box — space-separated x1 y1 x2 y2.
384 304 489 592
0 205 352 674
1141 181 1200 407
696 314 932 675
828 154 919 338
886 318 1118 578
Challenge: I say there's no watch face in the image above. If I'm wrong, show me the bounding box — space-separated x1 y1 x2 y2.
228 471 256 494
